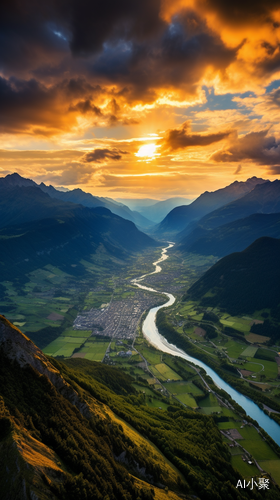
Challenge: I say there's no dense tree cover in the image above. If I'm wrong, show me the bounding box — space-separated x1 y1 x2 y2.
250 320 280 346
1 349 278 499
203 311 220 323
203 324 218 339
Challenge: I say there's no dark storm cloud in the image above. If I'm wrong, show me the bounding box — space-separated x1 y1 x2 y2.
161 121 230 151
0 76 103 133
0 1 237 96
0 0 164 75
81 148 128 163
69 0 165 56
69 99 103 116
90 12 237 99
212 130 280 166
0 0 70 76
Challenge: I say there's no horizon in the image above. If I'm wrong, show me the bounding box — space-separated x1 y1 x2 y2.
2 171 277 203
1 1 280 198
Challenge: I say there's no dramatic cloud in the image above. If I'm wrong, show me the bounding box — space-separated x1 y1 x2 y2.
81 148 129 163
212 130 280 166
161 121 231 151
1 0 280 195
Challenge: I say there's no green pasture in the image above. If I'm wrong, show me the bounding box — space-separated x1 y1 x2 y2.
152 363 182 381
258 359 278 379
229 446 243 456
199 392 221 413
236 426 279 460
231 455 259 477
62 328 92 337
199 393 218 407
43 339 66 354
43 336 88 356
136 345 162 364
161 356 197 378
163 380 204 396
241 346 258 357
255 348 278 361
258 460 280 485
220 315 252 333
238 359 278 379
78 341 110 361
223 341 245 359
175 393 197 407
240 440 278 461
238 362 263 373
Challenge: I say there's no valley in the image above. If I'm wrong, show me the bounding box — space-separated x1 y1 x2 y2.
3 239 280 488
1 174 280 498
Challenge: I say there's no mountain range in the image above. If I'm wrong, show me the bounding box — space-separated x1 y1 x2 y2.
156 177 268 236
178 212 280 258
0 182 157 281
0 173 153 229
179 179 280 239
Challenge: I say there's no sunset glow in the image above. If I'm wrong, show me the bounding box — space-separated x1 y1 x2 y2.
135 144 160 158
0 0 280 197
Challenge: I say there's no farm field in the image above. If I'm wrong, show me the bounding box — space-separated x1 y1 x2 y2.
149 363 182 381
258 461 280 485
231 455 259 477
76 341 110 361
163 380 204 396
175 393 198 408
241 346 258 357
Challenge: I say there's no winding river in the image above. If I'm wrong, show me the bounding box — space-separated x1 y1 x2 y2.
132 243 280 446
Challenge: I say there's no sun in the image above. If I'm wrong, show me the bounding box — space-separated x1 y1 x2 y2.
135 143 160 158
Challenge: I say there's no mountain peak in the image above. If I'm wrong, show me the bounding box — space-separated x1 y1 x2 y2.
2 173 36 188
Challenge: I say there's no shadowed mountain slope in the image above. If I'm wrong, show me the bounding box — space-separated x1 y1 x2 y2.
155 177 267 235
186 237 280 317
0 173 153 228
178 212 280 257
0 185 157 280
179 179 280 241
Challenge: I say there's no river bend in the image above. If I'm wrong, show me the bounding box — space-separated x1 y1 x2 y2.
132 244 280 446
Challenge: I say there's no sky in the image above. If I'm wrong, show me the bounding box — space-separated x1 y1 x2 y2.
1 0 280 199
